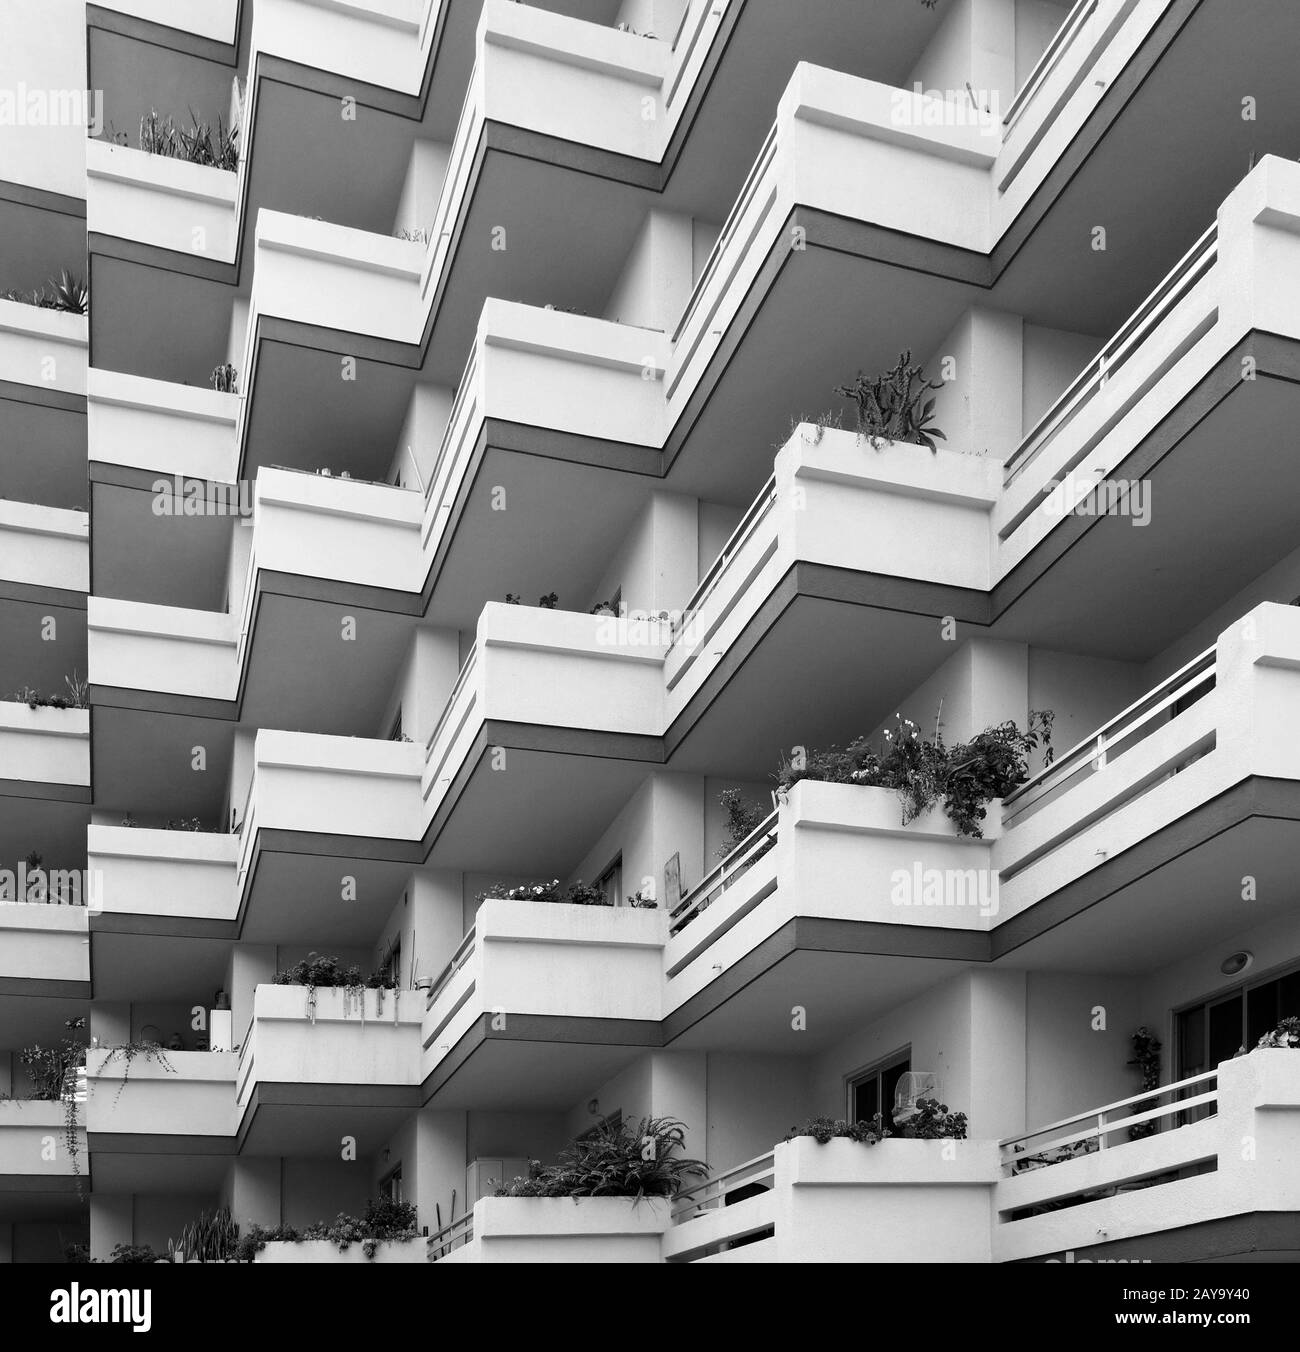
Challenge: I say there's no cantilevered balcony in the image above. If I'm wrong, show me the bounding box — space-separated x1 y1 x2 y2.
235 984 422 1155
0 298 86 398
992 602 1300 963
0 1101 87 1206
995 1049 1300 1262
664 780 996 1041
421 898 665 1106
85 1048 239 1147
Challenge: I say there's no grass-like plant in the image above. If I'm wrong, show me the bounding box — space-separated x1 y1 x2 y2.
138 108 238 171
496 1116 707 1200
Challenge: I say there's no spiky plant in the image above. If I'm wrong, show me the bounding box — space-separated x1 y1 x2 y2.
835 350 947 451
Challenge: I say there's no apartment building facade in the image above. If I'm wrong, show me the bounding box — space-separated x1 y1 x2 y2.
3 0 1300 1264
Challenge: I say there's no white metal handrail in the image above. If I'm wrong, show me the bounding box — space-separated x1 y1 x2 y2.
668 475 777 653
1002 0 1098 130
672 1150 775 1219
1003 222 1218 484
426 925 476 1008
420 57 480 302
424 345 478 506
425 648 478 757
999 1067 1219 1172
427 1211 474 1259
671 123 777 345
1003 645 1215 816
669 810 777 935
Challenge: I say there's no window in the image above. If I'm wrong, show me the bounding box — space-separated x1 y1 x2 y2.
380 1164 403 1204
389 709 403 742
847 1049 911 1132
595 855 623 907
1177 961 1300 1080
378 936 402 988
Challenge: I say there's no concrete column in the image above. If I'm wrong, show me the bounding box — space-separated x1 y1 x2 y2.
90 1002 129 1048
223 1157 281 1231
409 870 467 989
925 306 1025 459
413 1108 469 1235
391 383 454 492
89 1194 132 1262
603 209 695 332
382 626 460 746
394 138 451 238
648 1051 708 1164
967 969 1028 1140
228 944 276 1050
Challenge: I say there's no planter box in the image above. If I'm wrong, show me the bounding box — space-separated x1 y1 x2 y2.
254 1238 424 1264
449 1196 670 1263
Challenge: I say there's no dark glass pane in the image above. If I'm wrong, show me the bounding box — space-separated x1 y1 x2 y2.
853 1077 879 1124
1178 1006 1206 1078
1209 995 1244 1068
1247 980 1280 1048
1277 970 1300 1023
881 1059 912 1131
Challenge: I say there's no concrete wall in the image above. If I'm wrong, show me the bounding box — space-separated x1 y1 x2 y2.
376 625 460 745
603 210 694 331
393 139 451 239
1015 0 1073 89
1027 647 1148 755
1021 321 1101 435
589 491 699 615
925 307 1024 458
389 383 454 491
1 0 89 200
697 500 742 580
907 0 1017 109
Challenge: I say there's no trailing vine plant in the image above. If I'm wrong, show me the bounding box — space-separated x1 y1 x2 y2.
101 1042 176 1106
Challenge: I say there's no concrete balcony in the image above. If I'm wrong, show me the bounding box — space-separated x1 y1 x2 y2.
0 501 88 598
87 140 238 264
85 1048 239 1146
0 299 86 397
95 0 240 44
665 781 997 1025
0 703 90 791
0 904 90 995
87 825 239 926
0 1102 86 1192
421 898 665 1105
432 1196 671 1264
420 604 666 867
667 1137 1000 1263
993 602 1300 950
249 467 423 596
994 1049 1300 1262
235 984 422 1155
88 596 237 703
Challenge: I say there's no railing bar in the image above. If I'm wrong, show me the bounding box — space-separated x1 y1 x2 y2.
1003 1091 1219 1165
1004 649 1215 805
425 649 477 754
670 476 776 648
671 123 777 343
1004 224 1218 479
672 1150 776 1207
670 810 777 920
998 1068 1218 1147
1003 0 1098 128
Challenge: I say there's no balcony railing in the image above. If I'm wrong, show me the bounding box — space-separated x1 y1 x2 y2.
671 1150 776 1221
999 1067 1219 1173
669 810 777 937
1001 644 1215 827
427 925 476 1008
1002 0 1099 132
423 647 478 789
1002 221 1218 487
668 475 777 659
427 1212 474 1261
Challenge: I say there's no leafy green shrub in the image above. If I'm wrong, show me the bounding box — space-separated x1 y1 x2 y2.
234 1223 299 1264
236 1200 417 1262
109 1243 161 1264
496 1116 706 1200
895 1098 968 1139
717 787 769 858
777 710 1053 839
2 270 88 314
784 1116 887 1145
476 879 610 906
